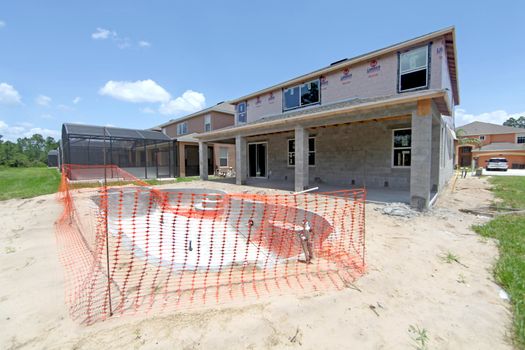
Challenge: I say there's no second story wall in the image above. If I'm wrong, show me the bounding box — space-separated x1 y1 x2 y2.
459 133 522 146
163 123 178 138
491 133 519 144
163 111 234 138
211 112 235 130
236 36 452 124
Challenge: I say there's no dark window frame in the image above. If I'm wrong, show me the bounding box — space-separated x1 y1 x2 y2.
397 43 432 93
392 128 412 168
237 101 247 124
287 137 316 166
282 79 321 112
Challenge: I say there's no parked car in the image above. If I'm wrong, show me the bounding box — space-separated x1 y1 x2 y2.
486 158 508 171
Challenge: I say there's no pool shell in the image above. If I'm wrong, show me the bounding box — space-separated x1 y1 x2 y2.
98 187 336 271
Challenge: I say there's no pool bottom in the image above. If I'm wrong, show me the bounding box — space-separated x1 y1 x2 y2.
108 210 278 271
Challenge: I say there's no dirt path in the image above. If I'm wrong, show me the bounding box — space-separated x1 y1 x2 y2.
0 176 512 349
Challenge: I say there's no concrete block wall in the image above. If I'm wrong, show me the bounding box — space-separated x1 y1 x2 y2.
246 119 412 189
439 121 455 189
410 110 433 209
431 119 441 193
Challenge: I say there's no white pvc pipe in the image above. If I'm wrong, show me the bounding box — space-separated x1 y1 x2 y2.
293 187 319 195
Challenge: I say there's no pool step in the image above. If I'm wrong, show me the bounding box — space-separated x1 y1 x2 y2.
194 197 224 211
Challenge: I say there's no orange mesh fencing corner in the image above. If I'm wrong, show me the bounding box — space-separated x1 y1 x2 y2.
55 164 366 325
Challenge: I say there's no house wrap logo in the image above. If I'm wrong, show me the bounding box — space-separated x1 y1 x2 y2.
367 59 381 74
437 46 444 59
340 68 352 82
320 75 328 86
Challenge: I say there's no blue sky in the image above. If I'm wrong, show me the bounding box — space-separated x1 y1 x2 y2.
0 0 524 141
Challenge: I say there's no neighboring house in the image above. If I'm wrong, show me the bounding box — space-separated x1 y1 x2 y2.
195 27 459 210
159 102 236 177
455 121 525 169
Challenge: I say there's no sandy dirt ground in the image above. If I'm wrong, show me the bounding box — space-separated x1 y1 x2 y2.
0 176 513 349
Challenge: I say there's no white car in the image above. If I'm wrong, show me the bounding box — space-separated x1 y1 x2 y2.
486 158 508 171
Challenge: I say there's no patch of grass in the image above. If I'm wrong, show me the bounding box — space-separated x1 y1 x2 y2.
489 176 525 209
408 324 429 350
68 176 200 190
439 251 468 268
0 167 61 200
473 176 525 348
441 251 459 264
0 167 201 200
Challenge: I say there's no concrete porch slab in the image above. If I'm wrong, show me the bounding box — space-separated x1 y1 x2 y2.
208 177 410 204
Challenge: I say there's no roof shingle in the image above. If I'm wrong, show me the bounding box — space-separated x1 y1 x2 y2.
457 121 525 136
473 142 525 152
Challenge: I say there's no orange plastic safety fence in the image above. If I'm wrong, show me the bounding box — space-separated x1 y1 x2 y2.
55 164 366 325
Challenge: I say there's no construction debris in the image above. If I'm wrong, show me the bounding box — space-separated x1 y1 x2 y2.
377 203 418 218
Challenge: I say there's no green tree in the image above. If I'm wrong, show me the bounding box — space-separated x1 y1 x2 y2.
456 128 482 148
0 134 59 167
503 116 525 129
456 128 482 170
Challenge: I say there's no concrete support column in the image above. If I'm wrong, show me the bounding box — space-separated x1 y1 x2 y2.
294 126 309 192
235 135 247 185
430 120 441 192
198 141 208 180
179 143 186 177
410 101 433 210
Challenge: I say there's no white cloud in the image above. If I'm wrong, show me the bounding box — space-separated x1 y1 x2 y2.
99 80 205 117
91 27 115 40
72 96 81 104
141 107 156 114
0 20 5 28
455 108 525 127
159 90 206 116
91 28 148 49
0 120 60 141
41 114 54 120
35 94 52 107
0 83 22 105
99 79 171 103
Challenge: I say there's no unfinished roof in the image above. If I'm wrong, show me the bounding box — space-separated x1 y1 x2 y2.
473 142 525 152
457 121 525 136
157 102 235 128
229 27 459 105
62 123 171 141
